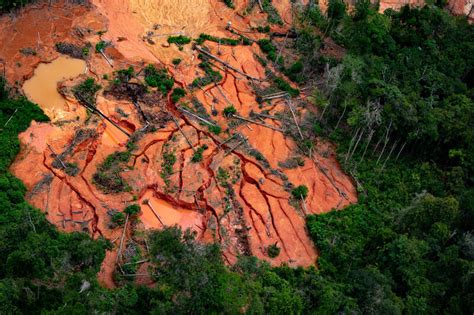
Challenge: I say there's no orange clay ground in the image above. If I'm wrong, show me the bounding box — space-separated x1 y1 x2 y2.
3 0 359 288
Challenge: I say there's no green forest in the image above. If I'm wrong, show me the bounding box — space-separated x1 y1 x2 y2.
0 1 473 314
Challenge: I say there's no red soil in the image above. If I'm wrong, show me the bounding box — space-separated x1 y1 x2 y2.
6 0 357 288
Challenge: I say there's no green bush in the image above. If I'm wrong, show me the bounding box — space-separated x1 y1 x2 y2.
144 65 174 94
291 185 308 199
267 243 281 258
171 87 186 103
124 204 140 216
72 78 101 106
167 35 191 46
223 105 237 117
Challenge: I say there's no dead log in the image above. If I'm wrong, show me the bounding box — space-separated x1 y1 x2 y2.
286 98 304 140
76 94 131 137
231 114 283 132
225 136 247 156
171 116 196 153
145 199 164 226
115 213 129 265
99 49 114 67
218 133 238 148
47 144 66 169
180 108 217 126
194 45 261 81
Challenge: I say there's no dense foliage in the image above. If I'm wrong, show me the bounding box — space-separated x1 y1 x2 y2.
0 0 34 11
0 1 472 314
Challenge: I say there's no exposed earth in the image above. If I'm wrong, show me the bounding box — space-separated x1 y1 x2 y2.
1 0 469 288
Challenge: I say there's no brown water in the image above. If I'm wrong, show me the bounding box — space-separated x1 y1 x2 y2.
23 56 86 120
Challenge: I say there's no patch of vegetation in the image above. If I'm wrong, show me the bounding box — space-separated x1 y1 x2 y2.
257 39 282 64
144 65 174 94
273 77 299 97
191 59 223 88
196 33 250 46
278 156 305 169
256 25 271 33
291 185 308 200
55 42 91 59
223 105 237 117
171 87 186 103
111 211 126 226
191 145 208 163
167 35 191 47
172 58 182 66
92 151 131 193
160 151 177 188
72 78 101 106
64 162 80 176
267 243 281 258
221 0 234 9
19 47 36 56
208 124 222 135
124 204 140 216
262 0 283 25
95 40 109 52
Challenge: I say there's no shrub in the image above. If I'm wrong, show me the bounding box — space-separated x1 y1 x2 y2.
223 105 237 117
124 204 140 216
172 58 182 66
191 145 208 163
222 0 235 8
95 40 108 52
267 243 281 258
144 65 174 94
208 124 222 135
171 88 186 103
73 78 101 106
111 212 126 226
291 185 308 199
167 35 191 46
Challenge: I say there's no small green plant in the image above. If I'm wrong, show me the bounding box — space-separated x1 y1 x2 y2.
167 35 191 46
191 60 223 88
171 88 186 103
217 167 230 186
95 40 108 52
92 151 131 193
124 204 140 216
273 77 300 97
222 0 235 8
257 25 271 33
208 124 222 135
64 162 80 176
111 212 126 226
223 105 237 117
144 65 174 94
73 78 101 106
267 243 281 258
172 58 182 66
291 185 308 200
191 145 208 163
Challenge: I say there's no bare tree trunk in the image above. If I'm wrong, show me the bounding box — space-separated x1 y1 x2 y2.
381 140 399 171
372 135 383 155
359 129 375 163
116 213 130 264
345 126 361 164
394 141 407 161
348 127 365 161
376 121 392 165
334 101 347 131
286 98 304 140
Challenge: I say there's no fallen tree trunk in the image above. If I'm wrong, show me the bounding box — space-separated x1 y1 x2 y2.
194 45 262 81
232 114 284 132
